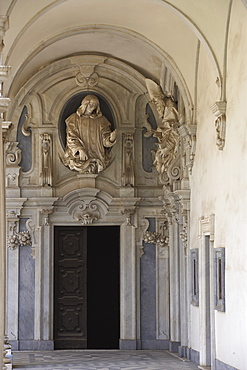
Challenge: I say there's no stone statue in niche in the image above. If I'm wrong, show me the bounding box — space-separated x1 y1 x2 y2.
62 95 117 174
145 79 180 174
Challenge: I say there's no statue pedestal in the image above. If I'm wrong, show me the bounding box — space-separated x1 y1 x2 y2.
77 173 98 188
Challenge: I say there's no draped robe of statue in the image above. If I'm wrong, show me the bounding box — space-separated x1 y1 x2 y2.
62 95 116 173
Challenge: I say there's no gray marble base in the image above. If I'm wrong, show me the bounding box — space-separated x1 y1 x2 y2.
119 340 138 350
178 345 187 357
169 341 180 353
215 359 238 370
10 340 54 351
186 347 200 365
140 340 169 350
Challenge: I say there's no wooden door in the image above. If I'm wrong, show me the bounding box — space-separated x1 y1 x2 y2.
54 227 87 349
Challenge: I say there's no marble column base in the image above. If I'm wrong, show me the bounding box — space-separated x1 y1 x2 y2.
186 347 200 365
139 340 169 350
119 339 138 350
120 339 169 350
169 340 181 353
9 340 54 351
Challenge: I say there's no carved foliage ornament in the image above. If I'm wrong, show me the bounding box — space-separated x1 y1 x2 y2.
7 230 32 250
143 231 168 248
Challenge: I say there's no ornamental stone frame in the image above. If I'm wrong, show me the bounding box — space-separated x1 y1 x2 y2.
5 54 193 351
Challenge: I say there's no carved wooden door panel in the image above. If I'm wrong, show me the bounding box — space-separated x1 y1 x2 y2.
54 227 87 349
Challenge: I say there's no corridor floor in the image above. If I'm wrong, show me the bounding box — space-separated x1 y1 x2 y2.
12 350 199 370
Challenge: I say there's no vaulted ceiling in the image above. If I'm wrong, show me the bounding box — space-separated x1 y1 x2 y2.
1 0 239 104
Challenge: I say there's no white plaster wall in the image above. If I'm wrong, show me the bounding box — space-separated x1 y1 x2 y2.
190 1 247 367
189 306 199 352
214 1 247 368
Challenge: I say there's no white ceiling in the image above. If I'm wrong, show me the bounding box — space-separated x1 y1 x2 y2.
0 0 239 101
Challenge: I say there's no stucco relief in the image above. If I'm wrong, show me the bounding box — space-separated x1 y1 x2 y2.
122 133 135 187
211 101 227 151
62 94 117 174
145 79 180 175
40 134 52 186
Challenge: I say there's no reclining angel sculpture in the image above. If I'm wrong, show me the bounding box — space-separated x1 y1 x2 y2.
62 95 117 174
145 79 179 174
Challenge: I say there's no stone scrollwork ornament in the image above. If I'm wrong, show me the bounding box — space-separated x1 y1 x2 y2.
62 94 117 174
145 79 180 174
73 201 100 225
5 141 22 166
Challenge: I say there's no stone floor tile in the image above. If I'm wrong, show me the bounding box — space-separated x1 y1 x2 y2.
13 350 199 370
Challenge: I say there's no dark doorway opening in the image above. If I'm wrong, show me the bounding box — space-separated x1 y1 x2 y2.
54 226 120 350
87 226 120 349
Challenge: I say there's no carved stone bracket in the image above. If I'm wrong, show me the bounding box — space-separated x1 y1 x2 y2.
174 189 190 255
178 124 197 174
160 188 180 224
26 219 37 259
41 208 53 226
1 120 12 142
140 216 169 258
211 101 227 150
121 208 136 226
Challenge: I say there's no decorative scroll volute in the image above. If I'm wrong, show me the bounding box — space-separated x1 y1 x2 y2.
5 141 21 166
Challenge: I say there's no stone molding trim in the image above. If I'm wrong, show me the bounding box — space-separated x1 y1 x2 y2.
214 247 226 312
198 214 215 242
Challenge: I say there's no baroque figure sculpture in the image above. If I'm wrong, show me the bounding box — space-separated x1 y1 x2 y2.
62 95 117 174
145 79 180 174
